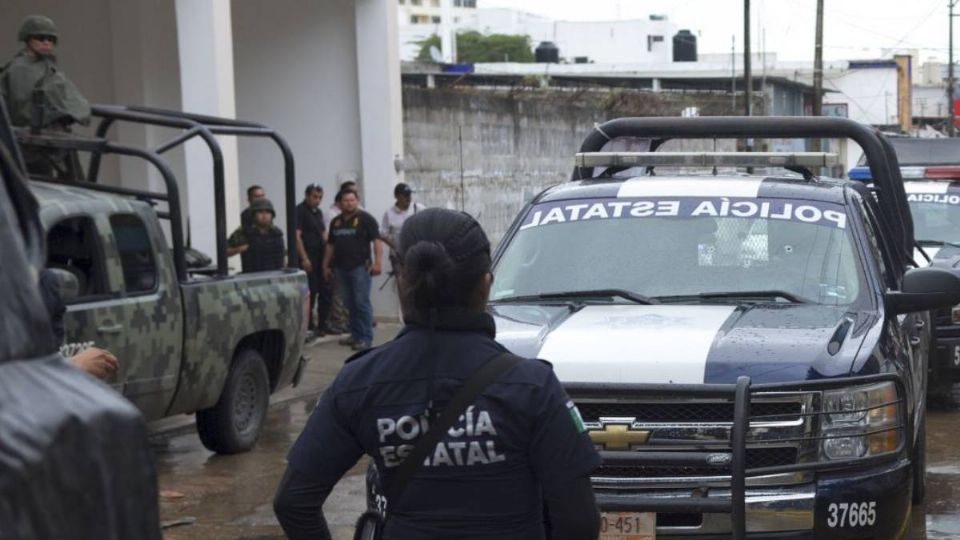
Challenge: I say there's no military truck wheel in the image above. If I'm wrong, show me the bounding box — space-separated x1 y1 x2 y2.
196 349 270 454
912 413 927 503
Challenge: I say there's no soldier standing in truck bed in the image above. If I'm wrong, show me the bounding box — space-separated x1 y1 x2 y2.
1 15 90 178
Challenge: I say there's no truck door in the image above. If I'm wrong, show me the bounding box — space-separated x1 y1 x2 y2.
46 215 127 394
107 212 184 420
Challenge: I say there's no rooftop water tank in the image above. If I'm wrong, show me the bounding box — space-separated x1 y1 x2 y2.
673 30 697 62
535 41 559 63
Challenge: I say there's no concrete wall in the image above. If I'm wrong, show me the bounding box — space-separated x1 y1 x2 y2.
232 0 363 225
402 87 736 247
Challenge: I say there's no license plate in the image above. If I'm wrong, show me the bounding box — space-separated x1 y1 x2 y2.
599 512 656 540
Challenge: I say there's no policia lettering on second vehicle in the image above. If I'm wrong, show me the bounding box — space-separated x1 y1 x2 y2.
274 208 601 540
226 198 285 273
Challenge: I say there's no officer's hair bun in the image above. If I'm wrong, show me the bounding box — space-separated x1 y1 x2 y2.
398 208 491 321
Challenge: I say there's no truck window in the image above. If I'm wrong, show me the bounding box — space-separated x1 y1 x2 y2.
46 216 109 302
110 214 157 294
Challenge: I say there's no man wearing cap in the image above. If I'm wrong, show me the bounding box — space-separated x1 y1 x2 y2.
227 198 286 273
381 182 426 266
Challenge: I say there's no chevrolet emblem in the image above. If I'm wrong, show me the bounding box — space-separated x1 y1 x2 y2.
588 423 651 450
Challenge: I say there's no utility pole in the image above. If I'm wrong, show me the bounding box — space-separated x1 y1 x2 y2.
731 35 736 111
812 0 824 152
744 0 752 117
950 1 957 136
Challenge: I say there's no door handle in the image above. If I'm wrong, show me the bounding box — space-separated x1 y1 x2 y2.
97 323 124 335
909 336 922 346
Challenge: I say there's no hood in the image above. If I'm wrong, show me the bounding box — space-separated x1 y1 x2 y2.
491 303 866 385
929 243 960 270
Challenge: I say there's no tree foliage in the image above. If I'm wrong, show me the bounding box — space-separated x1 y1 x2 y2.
416 31 535 63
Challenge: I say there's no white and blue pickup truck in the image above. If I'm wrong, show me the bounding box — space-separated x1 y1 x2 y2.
485 117 960 539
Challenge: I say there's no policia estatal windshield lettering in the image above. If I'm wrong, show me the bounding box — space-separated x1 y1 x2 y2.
274 208 601 540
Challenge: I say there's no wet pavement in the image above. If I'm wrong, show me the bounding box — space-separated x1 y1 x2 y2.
152 327 960 539
153 326 398 540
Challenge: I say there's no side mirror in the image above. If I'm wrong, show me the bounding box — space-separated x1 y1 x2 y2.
886 267 960 314
47 268 80 304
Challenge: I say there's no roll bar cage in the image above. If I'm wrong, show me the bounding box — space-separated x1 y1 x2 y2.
16 104 298 281
574 117 914 273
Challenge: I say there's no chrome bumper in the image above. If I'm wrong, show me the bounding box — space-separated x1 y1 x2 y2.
596 484 815 536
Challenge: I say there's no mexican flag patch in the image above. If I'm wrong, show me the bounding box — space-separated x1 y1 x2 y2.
566 400 586 433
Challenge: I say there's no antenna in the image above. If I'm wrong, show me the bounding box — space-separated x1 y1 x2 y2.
429 45 443 63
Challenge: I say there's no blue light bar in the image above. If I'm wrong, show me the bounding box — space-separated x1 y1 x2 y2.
848 166 872 181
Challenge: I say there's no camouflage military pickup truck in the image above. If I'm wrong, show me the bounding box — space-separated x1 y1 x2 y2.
17 105 309 454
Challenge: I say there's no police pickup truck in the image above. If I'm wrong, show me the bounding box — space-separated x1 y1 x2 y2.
489 118 960 539
850 138 960 405
16 105 309 454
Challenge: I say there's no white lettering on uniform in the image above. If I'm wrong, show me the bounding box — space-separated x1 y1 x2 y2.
377 418 396 443
396 416 420 440
432 443 454 466
448 442 467 465
474 411 497 436
466 441 490 465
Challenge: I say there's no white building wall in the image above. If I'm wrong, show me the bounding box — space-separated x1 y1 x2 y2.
232 0 363 227
822 67 898 126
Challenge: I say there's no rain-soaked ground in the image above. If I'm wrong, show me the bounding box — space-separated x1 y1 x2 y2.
152 329 960 539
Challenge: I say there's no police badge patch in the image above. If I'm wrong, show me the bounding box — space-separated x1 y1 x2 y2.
566 400 586 433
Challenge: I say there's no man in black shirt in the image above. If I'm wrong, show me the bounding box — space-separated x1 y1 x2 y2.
322 188 382 351
296 184 332 336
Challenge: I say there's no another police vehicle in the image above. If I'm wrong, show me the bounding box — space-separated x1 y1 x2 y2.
17 105 309 454
489 118 960 539
851 138 960 404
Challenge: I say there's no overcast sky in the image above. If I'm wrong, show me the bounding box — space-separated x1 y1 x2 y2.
479 0 951 63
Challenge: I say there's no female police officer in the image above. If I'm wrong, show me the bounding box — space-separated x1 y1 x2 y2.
274 208 600 540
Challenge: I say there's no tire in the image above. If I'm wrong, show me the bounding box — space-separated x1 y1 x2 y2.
196 349 270 454
912 412 927 504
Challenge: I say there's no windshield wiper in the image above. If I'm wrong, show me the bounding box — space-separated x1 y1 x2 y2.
492 288 659 305
657 290 811 304
918 239 960 249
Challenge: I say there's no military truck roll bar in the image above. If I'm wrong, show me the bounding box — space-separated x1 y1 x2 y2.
15 104 298 280
574 116 914 273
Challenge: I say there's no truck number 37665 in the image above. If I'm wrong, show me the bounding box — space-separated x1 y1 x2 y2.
827 502 877 528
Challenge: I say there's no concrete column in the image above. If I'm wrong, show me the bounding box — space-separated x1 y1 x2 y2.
175 0 241 261
355 0 405 320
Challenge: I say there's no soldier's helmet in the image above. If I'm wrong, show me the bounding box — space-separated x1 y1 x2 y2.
18 15 58 43
250 198 276 218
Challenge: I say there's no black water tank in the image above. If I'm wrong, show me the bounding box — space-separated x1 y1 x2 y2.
536 41 559 63
673 30 697 62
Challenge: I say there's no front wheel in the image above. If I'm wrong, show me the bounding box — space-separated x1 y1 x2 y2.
196 349 270 454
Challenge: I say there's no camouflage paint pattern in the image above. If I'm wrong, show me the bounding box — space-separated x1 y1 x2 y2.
30 180 307 421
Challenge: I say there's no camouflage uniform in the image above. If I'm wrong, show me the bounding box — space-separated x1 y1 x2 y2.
2 16 89 179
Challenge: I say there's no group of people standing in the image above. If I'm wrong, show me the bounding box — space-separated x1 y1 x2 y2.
230 179 424 352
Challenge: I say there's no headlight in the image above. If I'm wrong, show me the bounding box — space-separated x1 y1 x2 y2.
820 382 901 460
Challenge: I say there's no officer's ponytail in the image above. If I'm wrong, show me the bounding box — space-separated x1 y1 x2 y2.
398 208 491 323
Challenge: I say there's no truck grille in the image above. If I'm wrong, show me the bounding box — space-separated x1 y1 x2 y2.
576 393 814 487
578 401 801 423
594 447 798 478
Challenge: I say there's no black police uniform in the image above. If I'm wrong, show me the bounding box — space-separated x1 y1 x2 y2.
296 201 331 330
284 310 600 540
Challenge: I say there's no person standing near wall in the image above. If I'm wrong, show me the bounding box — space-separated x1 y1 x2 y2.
240 184 266 229
323 189 381 351
296 184 332 339
381 182 425 273
227 198 285 273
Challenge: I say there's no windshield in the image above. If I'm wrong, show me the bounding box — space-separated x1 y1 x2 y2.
907 189 960 245
491 196 861 305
